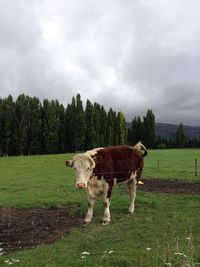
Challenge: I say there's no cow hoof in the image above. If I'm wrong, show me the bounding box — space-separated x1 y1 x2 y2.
128 211 134 215
83 221 91 227
102 220 110 226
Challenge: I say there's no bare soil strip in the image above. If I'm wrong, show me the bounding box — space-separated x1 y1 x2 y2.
0 207 83 255
139 178 200 195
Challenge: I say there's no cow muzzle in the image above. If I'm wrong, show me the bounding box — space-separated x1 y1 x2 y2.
76 183 87 189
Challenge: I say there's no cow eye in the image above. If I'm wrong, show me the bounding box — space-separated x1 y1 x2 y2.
87 167 90 170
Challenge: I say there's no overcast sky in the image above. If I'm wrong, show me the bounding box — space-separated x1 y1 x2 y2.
0 0 200 125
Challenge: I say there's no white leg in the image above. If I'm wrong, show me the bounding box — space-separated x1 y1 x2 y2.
127 177 137 214
102 182 111 225
84 195 95 226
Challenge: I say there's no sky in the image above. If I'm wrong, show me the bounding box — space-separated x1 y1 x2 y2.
0 0 200 126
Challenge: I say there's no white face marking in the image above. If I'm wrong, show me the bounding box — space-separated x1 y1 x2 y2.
72 154 95 188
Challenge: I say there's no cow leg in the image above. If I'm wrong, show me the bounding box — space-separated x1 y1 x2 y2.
102 183 112 225
84 195 96 226
127 177 137 214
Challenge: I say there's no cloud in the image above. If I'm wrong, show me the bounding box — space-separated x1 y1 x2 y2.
0 0 200 125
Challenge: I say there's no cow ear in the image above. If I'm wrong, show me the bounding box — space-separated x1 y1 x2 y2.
65 160 73 167
89 157 95 170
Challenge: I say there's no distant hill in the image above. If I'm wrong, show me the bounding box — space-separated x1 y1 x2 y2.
127 122 200 140
156 123 200 140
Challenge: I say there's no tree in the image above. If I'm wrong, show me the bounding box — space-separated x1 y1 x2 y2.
99 105 107 147
65 94 86 152
143 109 156 148
0 96 15 155
130 116 144 145
85 100 95 149
93 103 101 147
0 98 3 155
176 123 185 148
106 108 117 146
48 100 60 154
58 104 66 153
42 99 60 154
75 94 86 151
14 94 32 155
117 111 127 145
28 97 42 155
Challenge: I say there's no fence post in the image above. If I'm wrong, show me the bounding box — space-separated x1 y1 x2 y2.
195 158 198 176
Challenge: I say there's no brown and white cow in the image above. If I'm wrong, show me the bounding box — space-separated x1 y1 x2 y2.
65 142 147 226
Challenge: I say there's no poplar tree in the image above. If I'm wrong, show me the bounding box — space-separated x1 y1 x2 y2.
41 99 50 154
14 94 31 155
143 109 156 148
58 104 66 153
176 123 185 148
99 105 107 147
0 98 3 155
117 111 127 145
65 97 76 152
106 108 116 146
93 103 101 147
42 99 60 154
75 94 86 151
28 97 42 155
131 116 144 145
85 100 95 149
47 100 60 154
0 96 15 155
65 94 86 152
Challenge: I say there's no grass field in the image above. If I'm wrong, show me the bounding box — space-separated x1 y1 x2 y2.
0 149 200 266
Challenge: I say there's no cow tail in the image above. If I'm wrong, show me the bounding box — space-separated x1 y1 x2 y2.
140 143 147 157
134 142 148 157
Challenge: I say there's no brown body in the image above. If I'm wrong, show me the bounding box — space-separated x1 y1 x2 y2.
92 145 145 198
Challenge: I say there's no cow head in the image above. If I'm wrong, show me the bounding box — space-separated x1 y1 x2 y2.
65 154 95 189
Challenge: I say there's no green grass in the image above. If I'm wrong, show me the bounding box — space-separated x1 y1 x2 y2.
0 149 200 266
143 149 200 181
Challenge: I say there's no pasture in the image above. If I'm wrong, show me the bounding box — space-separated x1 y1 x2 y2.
0 149 200 266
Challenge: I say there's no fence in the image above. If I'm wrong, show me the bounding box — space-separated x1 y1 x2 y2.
156 158 199 177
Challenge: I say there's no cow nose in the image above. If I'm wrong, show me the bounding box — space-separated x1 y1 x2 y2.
77 183 87 189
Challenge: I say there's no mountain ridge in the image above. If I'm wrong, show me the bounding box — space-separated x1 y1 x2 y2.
156 122 200 140
126 122 200 140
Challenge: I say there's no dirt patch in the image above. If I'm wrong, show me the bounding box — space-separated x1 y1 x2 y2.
0 207 83 255
1 179 200 255
138 178 200 195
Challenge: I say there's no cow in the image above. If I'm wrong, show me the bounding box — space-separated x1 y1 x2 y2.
65 142 147 226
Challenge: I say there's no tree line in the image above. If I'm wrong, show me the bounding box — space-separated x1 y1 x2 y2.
0 94 199 156
0 94 127 156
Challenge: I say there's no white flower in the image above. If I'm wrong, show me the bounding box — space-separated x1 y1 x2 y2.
82 251 90 255
146 247 151 251
174 252 187 258
165 263 172 266
81 256 86 259
12 259 20 263
108 251 114 254
4 261 13 265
